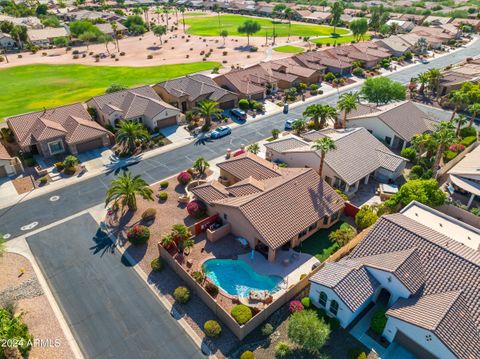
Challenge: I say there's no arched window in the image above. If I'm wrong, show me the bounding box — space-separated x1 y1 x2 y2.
330 300 339 316
319 291 327 307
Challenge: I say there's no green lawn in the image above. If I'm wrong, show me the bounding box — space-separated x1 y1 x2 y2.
0 62 219 121
273 45 304 53
184 11 209 17
296 221 343 262
184 14 349 37
311 34 371 45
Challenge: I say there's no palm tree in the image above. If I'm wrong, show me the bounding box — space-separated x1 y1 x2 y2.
408 78 417 99
432 121 456 178
247 143 260 154
111 21 120 51
453 115 468 136
467 103 480 128
311 138 336 177
411 133 435 156
427 68 441 96
292 118 306 135
105 172 153 211
417 72 429 96
448 90 467 121
303 104 337 130
194 100 222 127
179 5 186 33
337 92 359 129
192 156 210 175
163 5 170 31
115 120 149 154
284 8 293 42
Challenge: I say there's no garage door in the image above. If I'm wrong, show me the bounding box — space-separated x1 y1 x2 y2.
0 165 7 177
219 100 236 109
76 138 104 153
394 331 437 359
156 116 178 129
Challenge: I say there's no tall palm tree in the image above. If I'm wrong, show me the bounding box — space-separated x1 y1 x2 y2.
163 5 170 31
453 115 468 136
427 68 441 96
417 72 429 96
284 7 293 42
179 5 186 33
432 121 456 178
105 172 153 211
111 21 119 51
194 100 222 127
115 120 149 154
303 104 337 130
448 90 467 121
467 103 480 128
411 133 435 156
337 92 359 129
311 137 336 177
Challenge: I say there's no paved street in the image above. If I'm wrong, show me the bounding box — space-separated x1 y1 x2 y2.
26 213 203 359
1 39 479 239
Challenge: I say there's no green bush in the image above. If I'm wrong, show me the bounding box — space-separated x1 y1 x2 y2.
205 282 219 297
352 67 364 77
126 225 150 244
370 308 387 335
444 150 458 162
39 176 48 184
261 323 274 336
204 320 221 337
349 348 367 359
404 51 412 61
141 208 157 221
355 206 379 229
158 191 168 201
0 308 33 357
238 99 249 110
324 72 336 82
459 136 477 147
160 181 169 189
410 165 424 179
173 286 191 304
301 297 311 308
400 147 416 162
275 341 291 358
231 304 252 325
150 258 163 271
54 161 65 171
192 271 204 283
240 351 255 359
459 126 477 138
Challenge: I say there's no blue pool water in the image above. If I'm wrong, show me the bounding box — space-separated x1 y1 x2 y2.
203 259 283 297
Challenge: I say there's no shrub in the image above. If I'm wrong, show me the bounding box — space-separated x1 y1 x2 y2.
324 72 336 82
147 54 153 59
349 348 367 359
240 351 254 359
126 224 150 245
400 147 416 162
160 181 169 189
459 126 477 138
444 150 457 162
370 308 387 335
192 271 204 283
39 176 48 184
187 200 207 219
404 51 413 61
355 205 379 229
204 320 221 337
141 208 156 221
158 191 168 201
352 67 364 77
289 300 304 314
150 257 163 271
63 155 79 168
54 162 65 171
329 222 357 247
275 341 291 358
261 323 274 336
459 136 477 147
231 304 252 325
177 171 192 185
64 166 76 175
288 310 330 352
238 99 250 110
410 165 424 179
301 297 311 308
120 51 125 56
205 282 219 297
173 286 191 303
449 143 465 153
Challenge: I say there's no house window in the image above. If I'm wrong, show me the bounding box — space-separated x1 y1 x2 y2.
323 216 329 225
331 211 339 222
297 228 308 239
48 140 65 155
319 291 327 307
308 222 317 232
223 214 227 220
330 300 339 315
385 136 392 145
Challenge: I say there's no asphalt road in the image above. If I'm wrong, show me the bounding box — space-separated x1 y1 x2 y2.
27 213 203 359
1 40 479 239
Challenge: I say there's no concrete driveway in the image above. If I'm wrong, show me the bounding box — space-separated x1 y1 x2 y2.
26 213 203 359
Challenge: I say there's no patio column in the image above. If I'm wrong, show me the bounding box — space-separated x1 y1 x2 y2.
268 247 276 262
364 175 370 185
355 181 360 191
345 184 350 193
402 140 407 151
467 193 476 209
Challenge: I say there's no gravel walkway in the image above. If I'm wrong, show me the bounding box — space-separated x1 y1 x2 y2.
0 278 43 305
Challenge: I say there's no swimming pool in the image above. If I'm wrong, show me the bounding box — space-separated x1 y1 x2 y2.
203 259 283 297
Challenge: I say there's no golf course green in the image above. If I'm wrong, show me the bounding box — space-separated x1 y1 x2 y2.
0 62 219 121
184 14 349 37
273 45 305 53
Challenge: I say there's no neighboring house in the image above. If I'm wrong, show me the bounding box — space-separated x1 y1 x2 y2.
153 74 239 112
0 32 16 49
452 18 480 32
86 86 181 130
0 15 43 29
386 20 415 33
261 58 325 84
376 33 421 56
27 27 70 47
309 201 480 359
398 13 427 25
95 22 127 36
190 152 345 261
0 143 23 177
60 10 124 22
265 128 407 195
293 51 351 76
6 103 112 158
345 100 438 150
447 143 480 209
423 15 452 27
410 25 459 48
438 59 480 95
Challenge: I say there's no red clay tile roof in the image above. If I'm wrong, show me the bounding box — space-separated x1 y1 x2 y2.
0 142 12 160
217 152 282 181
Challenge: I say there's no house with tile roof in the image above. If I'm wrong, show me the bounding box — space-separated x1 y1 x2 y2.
345 100 439 150
0 143 23 177
410 25 460 48
27 27 70 47
438 59 480 96
376 33 421 57
153 74 239 112
0 32 16 49
86 85 181 130
264 128 407 195
6 103 112 158
190 152 345 261
309 201 480 359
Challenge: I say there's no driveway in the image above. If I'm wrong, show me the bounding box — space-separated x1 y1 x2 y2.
26 213 203 359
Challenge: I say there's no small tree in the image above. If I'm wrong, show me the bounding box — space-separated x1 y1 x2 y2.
192 157 210 175
360 77 406 105
271 128 280 140
53 36 68 47
237 20 261 46
385 179 446 209
288 310 331 352
152 24 167 44
79 31 96 50
355 205 379 229
105 172 153 211
292 119 306 136
220 29 228 46
247 143 260 155
329 223 357 247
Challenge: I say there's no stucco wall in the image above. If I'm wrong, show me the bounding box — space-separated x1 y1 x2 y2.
347 117 399 146
309 283 356 327
366 267 412 304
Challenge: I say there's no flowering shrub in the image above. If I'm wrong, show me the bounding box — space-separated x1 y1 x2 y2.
187 200 207 219
289 300 304 314
127 224 150 245
177 171 192 185
449 143 465 153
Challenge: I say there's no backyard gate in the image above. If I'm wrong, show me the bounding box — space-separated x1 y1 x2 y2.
192 214 219 235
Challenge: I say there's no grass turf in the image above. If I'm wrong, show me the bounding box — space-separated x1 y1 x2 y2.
311 34 371 45
273 45 304 53
184 14 349 37
295 221 343 262
0 62 219 121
